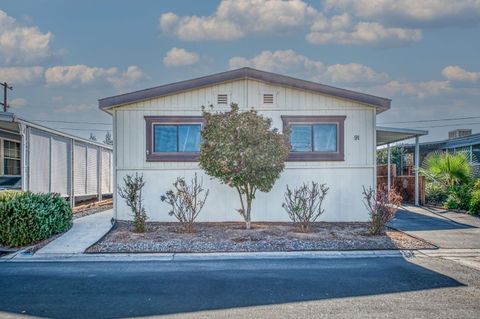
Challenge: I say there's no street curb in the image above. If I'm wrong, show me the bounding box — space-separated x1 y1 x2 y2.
0 250 411 263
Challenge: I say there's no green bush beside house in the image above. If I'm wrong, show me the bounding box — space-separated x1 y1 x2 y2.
0 192 73 247
421 152 479 215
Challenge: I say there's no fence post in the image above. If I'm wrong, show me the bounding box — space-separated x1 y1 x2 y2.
97 147 102 201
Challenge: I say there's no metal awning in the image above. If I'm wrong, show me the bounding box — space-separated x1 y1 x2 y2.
376 126 428 146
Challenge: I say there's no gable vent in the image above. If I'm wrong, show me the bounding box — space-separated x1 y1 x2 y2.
217 94 228 105
263 93 274 104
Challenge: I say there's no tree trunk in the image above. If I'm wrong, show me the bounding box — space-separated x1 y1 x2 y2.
245 196 252 230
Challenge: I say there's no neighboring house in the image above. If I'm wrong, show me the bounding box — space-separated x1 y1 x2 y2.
0 112 113 205
403 129 480 172
99 67 424 222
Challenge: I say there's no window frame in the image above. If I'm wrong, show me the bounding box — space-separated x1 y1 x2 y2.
145 116 203 162
1 138 21 176
282 115 346 161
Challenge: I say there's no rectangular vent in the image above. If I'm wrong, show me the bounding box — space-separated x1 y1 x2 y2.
217 94 228 105
263 93 274 104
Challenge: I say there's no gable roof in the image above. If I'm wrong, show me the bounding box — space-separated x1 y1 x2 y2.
98 67 391 112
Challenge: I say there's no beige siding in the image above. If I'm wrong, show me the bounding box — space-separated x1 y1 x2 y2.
114 78 377 221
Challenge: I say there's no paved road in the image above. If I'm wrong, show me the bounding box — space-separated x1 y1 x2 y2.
1 257 479 318
389 206 480 249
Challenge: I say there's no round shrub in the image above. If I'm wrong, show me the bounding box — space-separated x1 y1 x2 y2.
0 192 73 247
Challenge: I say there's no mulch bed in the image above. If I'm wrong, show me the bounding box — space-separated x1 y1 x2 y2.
87 221 435 253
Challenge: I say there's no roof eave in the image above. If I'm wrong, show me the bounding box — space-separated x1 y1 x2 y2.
98 67 391 112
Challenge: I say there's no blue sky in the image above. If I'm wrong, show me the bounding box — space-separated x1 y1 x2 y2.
1 0 479 142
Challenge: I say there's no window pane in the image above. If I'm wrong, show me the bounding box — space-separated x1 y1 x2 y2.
154 125 177 152
291 125 312 152
4 141 20 159
4 159 20 175
178 125 201 152
313 124 337 152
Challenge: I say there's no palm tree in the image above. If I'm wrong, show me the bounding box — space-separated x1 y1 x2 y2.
420 152 472 188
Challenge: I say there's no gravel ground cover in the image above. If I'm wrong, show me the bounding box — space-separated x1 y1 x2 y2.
74 199 112 219
87 221 435 253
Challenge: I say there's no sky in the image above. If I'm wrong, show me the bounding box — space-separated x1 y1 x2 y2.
0 0 479 142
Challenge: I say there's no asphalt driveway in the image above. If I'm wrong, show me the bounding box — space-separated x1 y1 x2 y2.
389 206 480 249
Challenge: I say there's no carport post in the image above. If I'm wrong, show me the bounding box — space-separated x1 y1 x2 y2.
415 136 420 206
387 143 391 193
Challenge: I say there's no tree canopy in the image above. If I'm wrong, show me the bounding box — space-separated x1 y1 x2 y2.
199 103 290 229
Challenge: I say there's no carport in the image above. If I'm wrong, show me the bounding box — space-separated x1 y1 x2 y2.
376 126 429 206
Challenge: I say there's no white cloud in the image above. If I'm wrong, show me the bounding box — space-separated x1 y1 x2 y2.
159 0 319 41
163 47 200 67
229 49 387 84
0 66 44 85
0 10 54 65
45 64 147 88
324 0 480 27
307 21 421 46
55 104 96 113
382 80 451 98
10 98 27 108
325 63 389 83
442 65 479 82
107 65 149 89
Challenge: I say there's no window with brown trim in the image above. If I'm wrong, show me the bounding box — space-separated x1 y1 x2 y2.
145 116 203 162
282 116 346 161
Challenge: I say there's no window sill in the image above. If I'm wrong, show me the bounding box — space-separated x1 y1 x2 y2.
146 152 199 162
287 152 344 161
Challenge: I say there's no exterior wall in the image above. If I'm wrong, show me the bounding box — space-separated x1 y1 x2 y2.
113 79 376 222
26 126 113 199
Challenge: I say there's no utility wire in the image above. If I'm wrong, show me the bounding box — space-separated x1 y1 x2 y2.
378 115 480 125
395 122 480 129
32 119 112 125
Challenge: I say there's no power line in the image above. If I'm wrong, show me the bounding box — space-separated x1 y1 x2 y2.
56 128 112 132
32 119 112 125
378 115 480 125
391 122 480 129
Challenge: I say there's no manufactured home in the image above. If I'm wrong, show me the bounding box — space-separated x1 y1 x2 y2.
0 112 113 205
99 67 426 222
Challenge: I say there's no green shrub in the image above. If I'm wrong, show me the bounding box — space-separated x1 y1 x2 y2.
469 190 480 215
468 179 480 215
0 192 72 247
0 190 22 203
425 182 448 205
444 184 471 211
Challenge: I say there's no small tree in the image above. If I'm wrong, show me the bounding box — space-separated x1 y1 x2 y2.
118 173 147 232
282 182 329 232
362 186 402 235
103 131 113 145
160 173 209 233
89 133 97 141
199 103 290 229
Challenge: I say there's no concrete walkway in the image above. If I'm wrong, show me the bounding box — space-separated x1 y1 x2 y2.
35 210 113 255
390 205 480 271
390 205 480 249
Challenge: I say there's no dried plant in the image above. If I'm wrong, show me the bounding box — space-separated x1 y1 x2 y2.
160 173 209 233
118 173 147 233
282 182 329 232
362 185 402 235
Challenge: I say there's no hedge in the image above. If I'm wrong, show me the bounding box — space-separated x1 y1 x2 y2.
0 192 73 247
